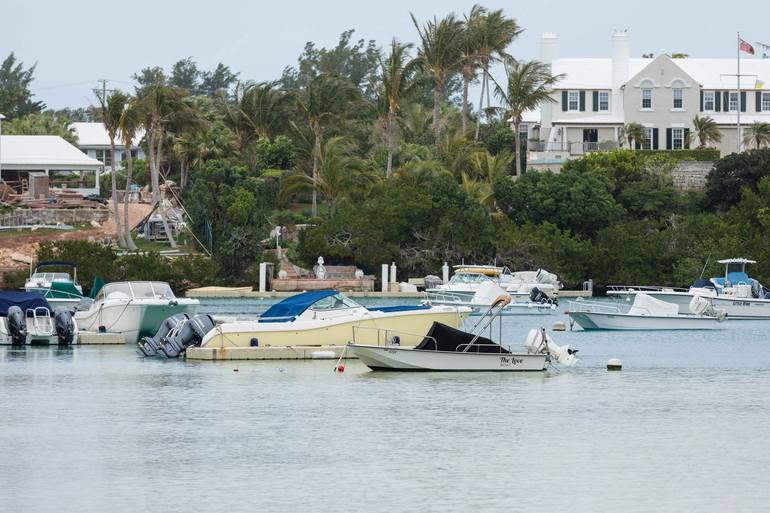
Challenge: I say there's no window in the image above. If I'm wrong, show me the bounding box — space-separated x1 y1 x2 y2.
762 92 770 112
644 128 653 150
94 149 112 166
598 91 609 111
672 128 684 150
641 89 652 109
729 92 738 112
672 88 683 109
519 123 529 140
703 91 715 111
568 91 579 111
120 149 139 162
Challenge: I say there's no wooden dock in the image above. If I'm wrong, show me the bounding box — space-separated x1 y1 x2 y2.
186 286 592 299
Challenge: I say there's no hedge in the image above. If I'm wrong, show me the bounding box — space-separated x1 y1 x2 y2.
642 148 720 161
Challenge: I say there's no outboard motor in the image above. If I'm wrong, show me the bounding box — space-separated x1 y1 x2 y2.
137 313 189 356
689 295 728 322
54 310 76 346
7 306 27 346
159 314 216 358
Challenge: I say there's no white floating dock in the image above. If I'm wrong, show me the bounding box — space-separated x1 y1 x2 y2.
77 332 126 345
185 345 358 361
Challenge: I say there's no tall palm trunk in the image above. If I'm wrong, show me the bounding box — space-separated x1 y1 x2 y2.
513 121 522 177
109 140 126 248
432 85 441 136
386 111 395 178
311 132 320 217
461 73 469 134
153 133 178 248
123 147 137 251
475 62 488 141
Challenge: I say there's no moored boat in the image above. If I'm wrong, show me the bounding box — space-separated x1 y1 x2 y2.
0 292 77 345
426 265 561 303
24 261 84 311
423 281 556 315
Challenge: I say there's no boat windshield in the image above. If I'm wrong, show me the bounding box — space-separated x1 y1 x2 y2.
449 273 491 285
99 282 177 301
30 272 71 283
309 293 361 311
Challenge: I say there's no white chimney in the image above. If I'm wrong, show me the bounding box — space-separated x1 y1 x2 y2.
611 30 630 89
540 32 559 65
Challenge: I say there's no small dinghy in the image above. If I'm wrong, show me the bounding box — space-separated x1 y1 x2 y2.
567 293 727 331
348 295 577 372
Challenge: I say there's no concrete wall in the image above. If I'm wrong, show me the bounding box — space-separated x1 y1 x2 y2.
669 161 714 191
0 208 110 227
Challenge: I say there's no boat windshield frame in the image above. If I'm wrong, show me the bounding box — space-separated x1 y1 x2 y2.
29 272 73 283
308 293 362 311
97 281 177 301
448 272 493 285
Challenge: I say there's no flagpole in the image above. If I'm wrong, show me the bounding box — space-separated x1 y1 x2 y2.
737 32 742 152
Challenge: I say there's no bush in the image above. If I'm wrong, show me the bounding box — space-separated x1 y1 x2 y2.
705 148 770 211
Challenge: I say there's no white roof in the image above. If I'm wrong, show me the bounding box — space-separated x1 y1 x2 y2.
552 57 770 90
0 135 103 168
70 122 144 148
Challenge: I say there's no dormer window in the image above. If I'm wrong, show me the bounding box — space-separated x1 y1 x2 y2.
672 88 683 109
641 89 652 110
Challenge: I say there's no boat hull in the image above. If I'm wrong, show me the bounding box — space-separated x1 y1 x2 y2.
74 300 199 343
200 309 470 348
350 344 548 371
568 311 724 330
608 290 770 319
0 317 78 345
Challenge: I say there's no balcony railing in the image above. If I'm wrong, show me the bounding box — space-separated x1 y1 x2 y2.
528 141 619 155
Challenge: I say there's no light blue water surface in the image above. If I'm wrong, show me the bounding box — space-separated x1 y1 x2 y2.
1 297 769 513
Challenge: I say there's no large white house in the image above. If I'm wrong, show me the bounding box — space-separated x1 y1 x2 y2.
525 31 770 170
70 122 145 169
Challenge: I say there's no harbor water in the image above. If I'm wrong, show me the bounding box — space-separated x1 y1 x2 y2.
2 297 769 513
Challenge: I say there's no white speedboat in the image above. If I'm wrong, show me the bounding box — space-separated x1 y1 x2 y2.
426 265 561 303
74 281 199 343
567 294 726 331
423 281 556 315
607 258 770 319
0 292 78 345
349 295 577 371
199 290 471 349
24 261 84 311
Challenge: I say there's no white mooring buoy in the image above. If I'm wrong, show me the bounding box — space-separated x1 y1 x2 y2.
607 358 622 371
552 321 566 331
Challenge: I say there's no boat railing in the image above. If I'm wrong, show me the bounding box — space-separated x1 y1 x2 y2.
422 291 468 305
27 307 54 336
568 299 628 315
606 285 690 294
351 325 436 348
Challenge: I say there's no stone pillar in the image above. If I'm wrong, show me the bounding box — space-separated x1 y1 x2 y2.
381 264 389 293
442 262 449 284
259 262 268 293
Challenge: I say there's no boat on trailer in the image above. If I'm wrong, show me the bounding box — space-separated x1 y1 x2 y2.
607 258 770 319
567 293 726 331
349 295 577 371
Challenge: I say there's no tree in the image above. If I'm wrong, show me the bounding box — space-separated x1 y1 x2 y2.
705 148 770 211
411 13 465 136
133 67 166 87
227 82 289 147
292 74 363 217
199 63 239 98
169 57 201 93
619 122 646 149
2 113 77 144
119 97 144 251
471 7 521 140
692 114 721 148
744 121 770 149
494 59 563 176
0 53 45 119
460 5 484 134
379 39 419 178
95 89 130 248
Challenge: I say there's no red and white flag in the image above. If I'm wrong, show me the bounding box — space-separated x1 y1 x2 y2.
739 38 755 55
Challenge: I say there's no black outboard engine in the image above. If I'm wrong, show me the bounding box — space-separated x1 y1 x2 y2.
529 287 558 306
159 314 216 358
137 313 189 356
7 306 27 346
54 310 76 346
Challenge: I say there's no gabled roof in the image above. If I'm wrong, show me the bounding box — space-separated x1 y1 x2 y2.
70 122 144 148
0 135 103 168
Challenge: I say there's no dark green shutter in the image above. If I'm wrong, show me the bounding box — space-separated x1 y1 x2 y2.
757 91 763 112
700 91 704 112
562 91 568 111
741 91 746 112
724 91 730 110
593 91 599 112
635 140 641 150
579 91 586 111
683 128 690 149
666 128 672 150
715 91 721 112
653 128 659 150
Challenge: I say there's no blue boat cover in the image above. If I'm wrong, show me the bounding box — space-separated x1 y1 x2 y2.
259 290 339 322
366 305 432 313
0 291 52 316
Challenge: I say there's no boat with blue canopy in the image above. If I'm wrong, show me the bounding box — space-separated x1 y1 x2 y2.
0 291 77 345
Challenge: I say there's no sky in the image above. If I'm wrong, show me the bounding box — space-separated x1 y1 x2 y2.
2 0 769 110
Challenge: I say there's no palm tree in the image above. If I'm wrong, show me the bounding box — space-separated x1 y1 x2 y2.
379 39 419 178
118 97 143 251
95 89 129 248
228 81 288 146
473 7 522 140
460 5 484 134
292 74 362 217
493 59 563 176
281 137 376 215
411 13 465 136
464 150 512 209
692 115 721 147
743 121 770 149
621 122 646 150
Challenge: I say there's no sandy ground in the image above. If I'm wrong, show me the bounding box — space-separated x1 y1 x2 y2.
0 201 153 267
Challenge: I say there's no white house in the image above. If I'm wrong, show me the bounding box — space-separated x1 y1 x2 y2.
525 31 770 169
70 122 145 169
0 135 103 196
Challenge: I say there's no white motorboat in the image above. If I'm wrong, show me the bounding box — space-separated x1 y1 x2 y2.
199 290 471 349
607 258 770 319
74 281 199 343
0 292 78 345
567 294 726 331
426 265 561 303
349 295 577 372
24 261 84 311
423 281 557 315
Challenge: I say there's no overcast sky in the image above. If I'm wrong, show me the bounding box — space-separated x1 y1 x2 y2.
2 0 769 109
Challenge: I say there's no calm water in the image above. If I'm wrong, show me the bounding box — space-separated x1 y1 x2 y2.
1 297 769 513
